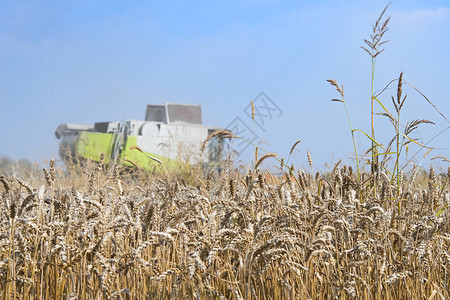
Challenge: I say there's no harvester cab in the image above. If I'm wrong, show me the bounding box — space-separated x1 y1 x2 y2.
55 103 224 170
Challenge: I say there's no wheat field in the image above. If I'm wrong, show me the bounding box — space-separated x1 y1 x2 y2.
0 157 449 299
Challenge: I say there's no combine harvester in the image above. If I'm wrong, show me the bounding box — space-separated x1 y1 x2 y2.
55 103 224 171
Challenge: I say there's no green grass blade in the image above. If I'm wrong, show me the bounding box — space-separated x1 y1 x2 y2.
374 96 395 120
436 204 448 217
352 129 387 151
398 132 434 149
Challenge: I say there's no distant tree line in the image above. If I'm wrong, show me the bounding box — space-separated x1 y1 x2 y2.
0 156 41 178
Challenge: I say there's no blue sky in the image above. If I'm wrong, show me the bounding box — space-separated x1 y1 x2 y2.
0 0 449 171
